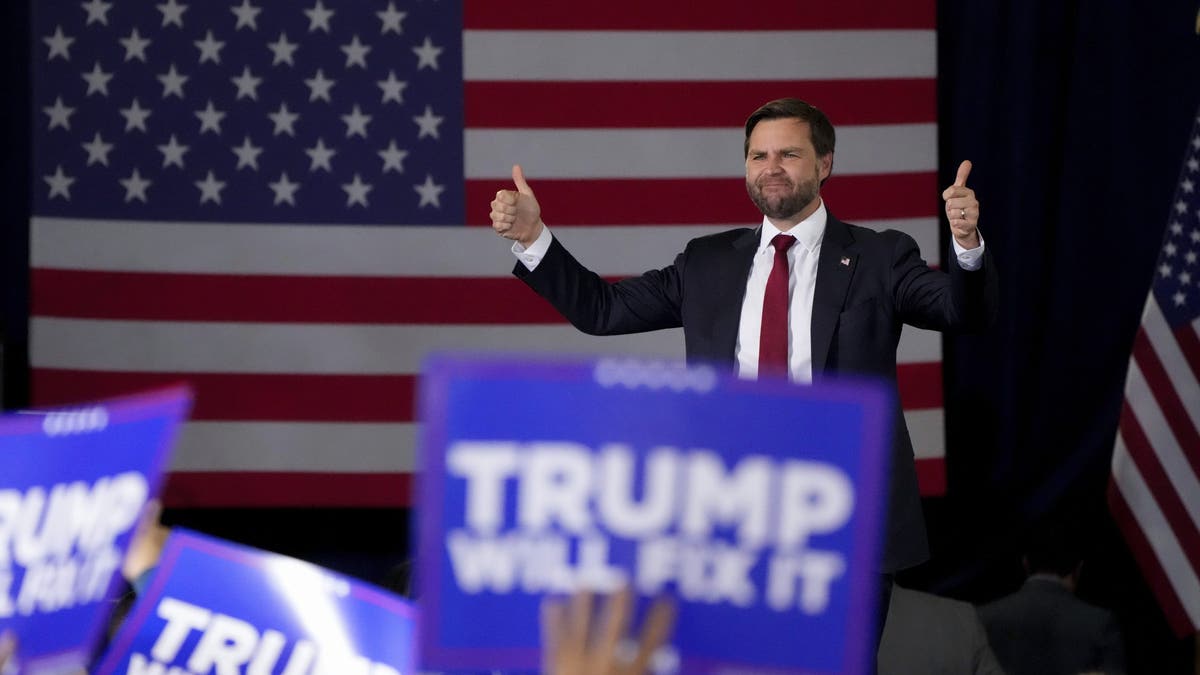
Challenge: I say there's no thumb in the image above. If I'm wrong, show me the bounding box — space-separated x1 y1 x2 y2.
954 160 973 187
512 164 534 196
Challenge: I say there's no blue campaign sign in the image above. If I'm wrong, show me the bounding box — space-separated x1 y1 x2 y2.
96 529 417 675
416 355 894 675
0 385 190 675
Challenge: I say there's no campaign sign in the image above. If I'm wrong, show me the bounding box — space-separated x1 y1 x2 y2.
0 385 190 675
96 529 417 675
416 355 894 674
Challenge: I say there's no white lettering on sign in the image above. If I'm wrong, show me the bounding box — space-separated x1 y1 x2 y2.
444 441 856 614
0 472 147 618
141 596 401 675
0 472 147 567
446 442 853 550
766 551 847 613
41 406 109 437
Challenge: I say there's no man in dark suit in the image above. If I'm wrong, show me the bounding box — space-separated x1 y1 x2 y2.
980 533 1125 675
489 97 997 601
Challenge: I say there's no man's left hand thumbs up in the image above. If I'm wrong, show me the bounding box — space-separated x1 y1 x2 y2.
942 160 980 249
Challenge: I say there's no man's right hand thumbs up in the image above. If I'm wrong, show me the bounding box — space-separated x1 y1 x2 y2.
491 164 544 247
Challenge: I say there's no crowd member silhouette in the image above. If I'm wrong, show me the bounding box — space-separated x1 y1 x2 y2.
980 526 1125 675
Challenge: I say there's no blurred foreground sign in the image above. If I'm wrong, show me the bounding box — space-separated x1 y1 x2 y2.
416 355 893 674
0 386 189 675
96 529 417 674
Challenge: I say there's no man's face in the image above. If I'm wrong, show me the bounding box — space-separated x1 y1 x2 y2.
744 118 832 222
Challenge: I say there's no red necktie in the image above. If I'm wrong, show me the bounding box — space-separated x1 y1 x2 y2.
759 234 796 377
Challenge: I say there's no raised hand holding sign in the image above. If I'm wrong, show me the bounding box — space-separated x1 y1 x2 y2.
543 588 676 675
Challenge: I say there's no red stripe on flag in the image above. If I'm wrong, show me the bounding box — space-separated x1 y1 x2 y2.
33 265 946 328
466 173 938 226
915 457 945 496
32 369 416 421
466 80 936 128
897 361 942 409
163 472 414 508
1118 404 1200 577
32 270 567 324
1133 329 1200 478
1176 322 1200 387
1108 480 1197 637
35 364 939 422
464 0 935 30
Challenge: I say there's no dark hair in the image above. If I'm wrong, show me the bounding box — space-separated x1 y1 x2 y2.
743 98 836 159
1023 521 1085 577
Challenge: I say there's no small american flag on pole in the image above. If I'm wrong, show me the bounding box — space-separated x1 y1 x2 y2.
1110 105 1200 636
30 0 944 508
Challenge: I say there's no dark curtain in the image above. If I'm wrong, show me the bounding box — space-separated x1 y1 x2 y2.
933 1 1200 672
2 1 29 408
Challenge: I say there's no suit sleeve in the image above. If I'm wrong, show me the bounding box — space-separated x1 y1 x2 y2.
513 235 685 335
890 231 999 332
1095 612 1126 675
970 608 1009 675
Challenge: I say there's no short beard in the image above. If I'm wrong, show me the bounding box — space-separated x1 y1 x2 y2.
746 176 820 221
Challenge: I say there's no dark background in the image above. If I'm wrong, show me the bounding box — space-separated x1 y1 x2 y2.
4 1 1198 672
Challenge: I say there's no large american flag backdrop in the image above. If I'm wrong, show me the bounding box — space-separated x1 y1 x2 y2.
29 0 943 508
1110 106 1200 636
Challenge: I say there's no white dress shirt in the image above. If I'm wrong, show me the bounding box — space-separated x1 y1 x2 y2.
735 204 827 382
513 224 554 269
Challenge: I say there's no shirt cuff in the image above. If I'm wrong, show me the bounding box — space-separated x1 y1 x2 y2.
952 233 985 271
512 225 553 271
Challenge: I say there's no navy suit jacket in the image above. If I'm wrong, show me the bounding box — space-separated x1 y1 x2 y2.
515 214 998 571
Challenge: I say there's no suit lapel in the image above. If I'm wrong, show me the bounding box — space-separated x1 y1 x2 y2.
811 216 857 374
712 227 760 361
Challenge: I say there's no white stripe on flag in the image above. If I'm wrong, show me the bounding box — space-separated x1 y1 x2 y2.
31 318 684 372
465 126 937 179
1112 436 1200 627
1124 359 1200 528
907 408 944 459
463 30 936 81
32 217 943 277
168 410 941 473
31 317 943 373
172 421 417 472
1142 296 1200 432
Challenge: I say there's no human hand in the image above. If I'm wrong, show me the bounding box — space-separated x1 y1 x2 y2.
0 631 15 674
542 588 676 675
0 631 84 675
941 160 980 249
490 164 544 247
122 500 169 584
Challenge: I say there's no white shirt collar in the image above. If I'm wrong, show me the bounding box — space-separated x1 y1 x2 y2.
757 199 827 255
1027 573 1071 588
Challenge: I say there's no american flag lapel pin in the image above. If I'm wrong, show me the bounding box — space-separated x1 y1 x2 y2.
840 256 851 266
